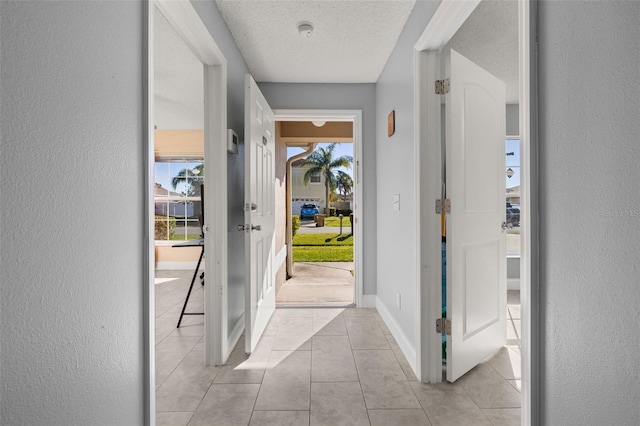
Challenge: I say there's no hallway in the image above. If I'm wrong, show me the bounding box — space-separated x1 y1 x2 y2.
155 270 521 425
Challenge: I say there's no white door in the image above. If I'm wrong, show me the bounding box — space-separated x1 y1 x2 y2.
446 49 507 382
244 74 276 353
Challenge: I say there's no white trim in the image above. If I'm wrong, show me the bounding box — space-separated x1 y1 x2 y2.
519 1 538 424
143 4 154 425
274 244 287 272
376 296 417 375
154 1 224 66
274 109 364 308
415 49 444 383
415 0 481 51
204 60 228 367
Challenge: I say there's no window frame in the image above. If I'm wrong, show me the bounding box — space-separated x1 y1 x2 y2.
154 158 204 244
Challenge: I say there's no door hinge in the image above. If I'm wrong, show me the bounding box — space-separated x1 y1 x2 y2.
435 199 451 214
436 318 451 335
435 79 450 95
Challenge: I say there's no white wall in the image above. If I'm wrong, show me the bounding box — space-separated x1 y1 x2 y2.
0 1 145 424
258 83 378 296
193 1 251 337
538 2 640 424
374 1 440 351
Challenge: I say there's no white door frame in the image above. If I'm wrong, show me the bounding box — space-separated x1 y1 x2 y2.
414 0 538 424
144 1 227 424
274 109 364 307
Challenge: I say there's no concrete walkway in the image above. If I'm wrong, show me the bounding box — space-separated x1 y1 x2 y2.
276 262 355 307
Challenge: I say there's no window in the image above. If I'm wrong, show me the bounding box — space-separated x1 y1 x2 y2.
505 138 520 255
309 171 321 184
154 160 203 241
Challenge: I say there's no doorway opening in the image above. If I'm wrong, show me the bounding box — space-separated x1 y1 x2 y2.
415 0 536 423
280 135 355 307
273 111 364 308
145 1 228 422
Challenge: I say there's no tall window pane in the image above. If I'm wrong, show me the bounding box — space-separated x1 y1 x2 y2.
154 160 203 241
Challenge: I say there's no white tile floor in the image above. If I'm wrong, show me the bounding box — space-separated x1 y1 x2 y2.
155 270 521 426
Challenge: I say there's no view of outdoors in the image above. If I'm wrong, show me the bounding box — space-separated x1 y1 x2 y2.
288 142 355 263
154 160 204 241
506 138 521 255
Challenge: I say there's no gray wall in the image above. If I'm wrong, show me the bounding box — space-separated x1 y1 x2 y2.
374 1 440 347
538 1 640 424
1 1 145 424
193 0 250 336
258 83 378 296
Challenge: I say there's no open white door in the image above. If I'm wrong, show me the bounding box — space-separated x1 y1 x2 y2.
445 49 506 382
244 74 276 353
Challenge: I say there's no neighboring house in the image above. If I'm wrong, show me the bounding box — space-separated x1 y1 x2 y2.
506 184 521 207
154 183 195 217
290 158 325 214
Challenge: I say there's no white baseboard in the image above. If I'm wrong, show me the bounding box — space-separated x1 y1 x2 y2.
375 297 418 376
360 294 376 308
225 316 244 364
507 278 520 290
155 261 200 270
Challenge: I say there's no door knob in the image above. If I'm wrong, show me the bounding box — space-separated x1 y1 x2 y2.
501 221 512 232
237 224 246 231
251 224 261 231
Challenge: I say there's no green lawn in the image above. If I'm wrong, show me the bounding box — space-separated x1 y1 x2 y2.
323 216 353 227
292 233 353 246
292 232 353 262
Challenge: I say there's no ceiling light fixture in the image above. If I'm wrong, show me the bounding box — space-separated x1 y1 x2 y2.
298 21 314 38
312 120 326 127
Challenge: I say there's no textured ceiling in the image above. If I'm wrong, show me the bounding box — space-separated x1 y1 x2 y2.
154 0 519 130
449 0 519 103
215 0 416 83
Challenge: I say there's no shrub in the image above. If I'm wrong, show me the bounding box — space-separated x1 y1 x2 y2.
292 215 300 237
154 215 176 240
336 209 352 216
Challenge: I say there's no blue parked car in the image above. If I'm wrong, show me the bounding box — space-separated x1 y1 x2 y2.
300 203 320 219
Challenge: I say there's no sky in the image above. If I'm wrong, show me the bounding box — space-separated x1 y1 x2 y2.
287 142 355 178
505 138 521 190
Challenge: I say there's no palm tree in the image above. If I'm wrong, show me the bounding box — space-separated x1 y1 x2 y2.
171 163 204 197
302 143 353 213
335 171 353 202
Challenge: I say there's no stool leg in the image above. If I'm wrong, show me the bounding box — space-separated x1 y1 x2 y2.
177 247 204 328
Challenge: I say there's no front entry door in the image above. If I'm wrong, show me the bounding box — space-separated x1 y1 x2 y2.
244 74 276 353
446 49 507 381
